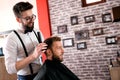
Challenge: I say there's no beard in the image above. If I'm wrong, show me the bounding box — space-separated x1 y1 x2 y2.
52 52 63 62
23 22 34 33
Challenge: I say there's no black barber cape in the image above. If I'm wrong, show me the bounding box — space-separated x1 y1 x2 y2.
34 60 80 80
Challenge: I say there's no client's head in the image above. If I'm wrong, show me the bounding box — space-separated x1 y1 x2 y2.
44 36 64 62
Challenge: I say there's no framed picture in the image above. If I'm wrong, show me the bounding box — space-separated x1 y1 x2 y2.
92 28 104 36
62 38 74 47
105 36 117 44
84 15 95 23
77 42 87 50
57 25 68 34
81 0 106 7
102 13 112 23
117 36 120 44
70 16 78 25
75 30 89 40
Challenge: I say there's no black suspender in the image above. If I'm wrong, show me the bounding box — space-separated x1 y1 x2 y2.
13 30 34 74
33 30 42 43
33 30 43 63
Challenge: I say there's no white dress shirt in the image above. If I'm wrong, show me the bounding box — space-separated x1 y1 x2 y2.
3 28 44 75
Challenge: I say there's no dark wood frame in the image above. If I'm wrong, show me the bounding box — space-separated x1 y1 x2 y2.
75 30 89 40
84 15 95 23
63 38 74 47
92 28 104 36
70 16 78 25
105 36 117 45
81 0 106 7
77 42 87 50
57 25 68 34
112 6 120 22
102 13 112 23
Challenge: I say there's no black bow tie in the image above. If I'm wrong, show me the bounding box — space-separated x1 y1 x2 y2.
24 30 33 34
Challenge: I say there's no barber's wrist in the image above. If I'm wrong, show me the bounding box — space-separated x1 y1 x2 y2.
30 52 38 60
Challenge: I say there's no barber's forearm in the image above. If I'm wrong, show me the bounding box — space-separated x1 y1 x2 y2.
15 54 36 71
15 43 47 71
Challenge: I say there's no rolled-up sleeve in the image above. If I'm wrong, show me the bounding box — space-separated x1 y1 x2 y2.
3 35 17 74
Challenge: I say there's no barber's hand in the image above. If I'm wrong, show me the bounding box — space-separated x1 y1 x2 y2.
32 43 47 59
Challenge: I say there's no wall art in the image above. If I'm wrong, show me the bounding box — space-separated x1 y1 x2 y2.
105 36 117 44
70 16 78 25
102 13 112 23
75 30 89 40
57 25 68 34
84 15 95 23
62 38 74 47
81 0 106 7
92 28 104 36
77 42 87 50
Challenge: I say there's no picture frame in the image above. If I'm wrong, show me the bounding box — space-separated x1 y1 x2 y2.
77 42 87 50
105 36 117 45
81 0 106 7
102 13 112 23
117 36 120 44
62 38 74 47
84 15 95 23
70 16 78 25
75 30 89 40
92 28 104 36
57 25 68 34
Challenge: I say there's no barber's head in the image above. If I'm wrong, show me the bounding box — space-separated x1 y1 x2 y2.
13 2 33 18
13 2 36 33
44 36 64 62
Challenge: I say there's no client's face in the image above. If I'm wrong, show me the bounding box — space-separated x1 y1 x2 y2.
51 41 64 62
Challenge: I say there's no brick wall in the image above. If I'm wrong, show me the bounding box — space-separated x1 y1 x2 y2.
48 0 120 80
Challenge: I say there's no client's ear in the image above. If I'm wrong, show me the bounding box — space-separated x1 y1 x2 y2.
46 49 53 60
46 49 52 57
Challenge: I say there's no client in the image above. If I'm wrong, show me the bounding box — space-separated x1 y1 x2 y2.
34 36 80 80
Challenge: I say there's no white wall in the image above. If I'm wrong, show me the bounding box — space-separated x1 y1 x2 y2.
0 0 39 32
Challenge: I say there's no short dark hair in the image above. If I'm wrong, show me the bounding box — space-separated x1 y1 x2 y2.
44 36 61 55
13 2 33 18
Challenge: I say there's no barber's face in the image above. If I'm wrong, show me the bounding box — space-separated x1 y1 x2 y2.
19 9 36 32
51 41 64 62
